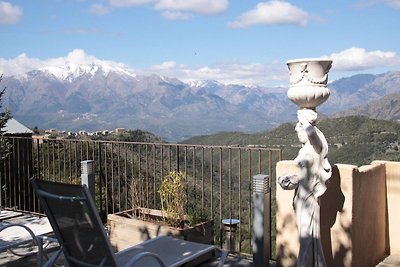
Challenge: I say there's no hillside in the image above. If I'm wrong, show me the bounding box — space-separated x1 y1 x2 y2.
90 129 164 143
182 116 400 166
323 71 400 116
332 91 400 121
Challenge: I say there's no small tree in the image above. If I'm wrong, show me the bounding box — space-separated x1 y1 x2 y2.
0 75 12 160
158 171 187 228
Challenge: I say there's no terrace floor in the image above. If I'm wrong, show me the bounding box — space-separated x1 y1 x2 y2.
0 210 275 267
0 210 275 266
3 249 400 267
0 247 278 266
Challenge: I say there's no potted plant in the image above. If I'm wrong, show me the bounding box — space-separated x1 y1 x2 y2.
107 171 214 252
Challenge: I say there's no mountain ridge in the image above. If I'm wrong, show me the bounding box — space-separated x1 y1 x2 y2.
333 91 400 121
182 115 400 166
2 59 400 141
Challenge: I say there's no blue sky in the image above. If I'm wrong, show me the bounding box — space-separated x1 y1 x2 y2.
1 0 400 86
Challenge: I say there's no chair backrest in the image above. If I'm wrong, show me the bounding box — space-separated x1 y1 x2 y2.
31 178 117 267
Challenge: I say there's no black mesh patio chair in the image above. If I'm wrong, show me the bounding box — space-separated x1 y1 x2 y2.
31 178 227 267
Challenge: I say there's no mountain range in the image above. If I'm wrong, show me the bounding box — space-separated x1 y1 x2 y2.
2 61 400 141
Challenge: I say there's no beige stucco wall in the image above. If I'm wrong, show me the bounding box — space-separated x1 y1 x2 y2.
276 160 299 267
352 164 387 267
372 160 400 256
276 161 388 267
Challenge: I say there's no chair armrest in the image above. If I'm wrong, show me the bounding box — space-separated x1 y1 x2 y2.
0 223 44 267
123 251 166 267
0 223 41 249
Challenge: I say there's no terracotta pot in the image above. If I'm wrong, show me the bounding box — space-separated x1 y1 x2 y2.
286 58 332 109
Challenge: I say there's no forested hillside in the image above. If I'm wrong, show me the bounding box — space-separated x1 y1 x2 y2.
182 116 400 166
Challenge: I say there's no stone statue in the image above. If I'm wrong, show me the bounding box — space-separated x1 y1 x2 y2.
278 108 332 267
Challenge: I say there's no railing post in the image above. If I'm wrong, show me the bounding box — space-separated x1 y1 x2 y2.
252 174 270 267
81 160 95 201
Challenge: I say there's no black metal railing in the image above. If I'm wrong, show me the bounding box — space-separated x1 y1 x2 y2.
0 136 282 255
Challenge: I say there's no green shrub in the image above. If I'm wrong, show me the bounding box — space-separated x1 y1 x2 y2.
158 171 187 228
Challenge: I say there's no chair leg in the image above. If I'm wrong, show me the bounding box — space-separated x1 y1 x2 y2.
37 237 44 267
217 249 229 267
42 248 63 267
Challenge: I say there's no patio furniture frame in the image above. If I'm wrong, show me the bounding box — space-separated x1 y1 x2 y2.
31 178 227 267
0 211 61 267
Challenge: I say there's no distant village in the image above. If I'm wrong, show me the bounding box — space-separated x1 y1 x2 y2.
43 127 126 137
32 127 127 142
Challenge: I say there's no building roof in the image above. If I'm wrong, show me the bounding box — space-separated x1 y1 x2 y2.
2 118 33 134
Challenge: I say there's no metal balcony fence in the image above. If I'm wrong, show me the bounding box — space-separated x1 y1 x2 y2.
0 136 282 256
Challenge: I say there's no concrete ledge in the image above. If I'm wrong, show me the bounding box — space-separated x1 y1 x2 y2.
375 255 400 267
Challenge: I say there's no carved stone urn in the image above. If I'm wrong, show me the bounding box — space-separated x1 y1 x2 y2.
286 58 332 109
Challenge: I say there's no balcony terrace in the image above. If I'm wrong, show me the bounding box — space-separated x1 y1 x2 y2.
1 136 399 267
0 136 281 266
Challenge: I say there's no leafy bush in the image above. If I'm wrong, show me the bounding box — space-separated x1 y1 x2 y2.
0 75 12 160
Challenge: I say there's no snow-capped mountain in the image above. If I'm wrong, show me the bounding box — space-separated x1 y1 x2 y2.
37 50 136 82
2 56 400 141
40 63 134 82
2 65 290 140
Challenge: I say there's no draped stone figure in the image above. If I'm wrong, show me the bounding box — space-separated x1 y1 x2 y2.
278 108 332 267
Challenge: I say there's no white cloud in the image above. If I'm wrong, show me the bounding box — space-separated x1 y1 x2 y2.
1 51 287 86
325 47 400 71
0 1 22 24
61 28 102 35
108 0 155 7
63 49 95 65
41 27 122 38
0 54 43 76
98 0 227 20
357 0 400 9
154 0 228 15
150 61 177 70
161 10 192 20
228 1 309 28
3 48 399 87
147 60 287 86
386 0 400 8
89 4 111 15
0 49 135 77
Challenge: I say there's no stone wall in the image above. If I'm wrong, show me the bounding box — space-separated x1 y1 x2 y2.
276 160 392 267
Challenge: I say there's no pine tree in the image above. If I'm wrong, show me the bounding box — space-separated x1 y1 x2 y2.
0 75 12 160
